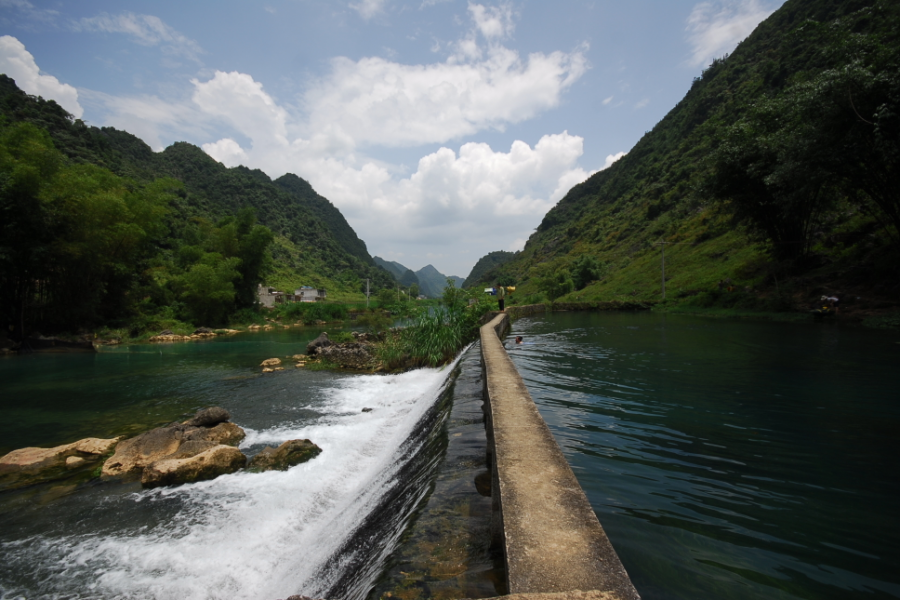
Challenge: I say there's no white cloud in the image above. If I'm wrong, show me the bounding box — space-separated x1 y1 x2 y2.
192 71 289 148
686 0 775 68
351 0 387 20
75 12 203 63
634 97 649 109
0 35 83 118
0 0 59 24
303 44 587 148
602 96 613 105
468 2 515 40
602 151 626 169
80 88 213 150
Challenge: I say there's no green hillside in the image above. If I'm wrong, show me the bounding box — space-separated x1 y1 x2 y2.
462 250 517 287
373 256 408 280
477 0 899 318
0 75 393 338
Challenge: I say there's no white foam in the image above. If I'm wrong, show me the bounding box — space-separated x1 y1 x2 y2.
3 361 461 600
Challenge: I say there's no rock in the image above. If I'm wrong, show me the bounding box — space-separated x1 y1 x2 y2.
362 407 373 413
0 437 120 490
72 437 120 455
158 329 174 335
260 357 282 367
306 333 332 355
262 367 273 373
141 443 247 488
295 363 305 368
104 418 247 482
195 422 245 446
248 324 261 330
193 327 213 334
102 426 185 477
315 342 376 370
248 439 321 472
291 354 306 360
66 456 86 469
186 407 231 428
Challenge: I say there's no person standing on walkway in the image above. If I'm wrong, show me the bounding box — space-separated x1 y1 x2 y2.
496 283 506 311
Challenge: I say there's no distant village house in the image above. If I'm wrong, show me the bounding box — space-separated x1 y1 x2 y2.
257 284 326 308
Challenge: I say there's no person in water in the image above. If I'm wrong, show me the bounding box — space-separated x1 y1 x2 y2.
515 336 523 344
496 283 506 311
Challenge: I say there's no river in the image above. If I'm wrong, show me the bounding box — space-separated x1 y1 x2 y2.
0 328 469 600
2 314 898 600
507 311 900 600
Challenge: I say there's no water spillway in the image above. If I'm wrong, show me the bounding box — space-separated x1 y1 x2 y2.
0 331 468 600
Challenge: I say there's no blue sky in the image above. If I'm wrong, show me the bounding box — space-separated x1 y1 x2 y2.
0 0 783 278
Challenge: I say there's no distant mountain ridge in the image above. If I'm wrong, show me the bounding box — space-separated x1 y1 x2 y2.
373 257 463 297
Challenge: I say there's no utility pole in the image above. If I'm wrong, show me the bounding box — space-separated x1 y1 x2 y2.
366 278 370 308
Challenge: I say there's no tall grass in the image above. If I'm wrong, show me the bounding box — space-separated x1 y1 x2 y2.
376 287 495 370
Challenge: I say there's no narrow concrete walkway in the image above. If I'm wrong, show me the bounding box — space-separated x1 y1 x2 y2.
480 313 639 600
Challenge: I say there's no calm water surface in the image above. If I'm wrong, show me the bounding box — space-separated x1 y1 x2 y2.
508 312 900 600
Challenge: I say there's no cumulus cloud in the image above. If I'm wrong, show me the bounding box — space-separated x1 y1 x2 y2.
304 45 587 148
468 2 515 40
0 35 83 117
350 0 387 20
75 12 203 63
192 71 288 148
603 151 626 169
686 0 776 68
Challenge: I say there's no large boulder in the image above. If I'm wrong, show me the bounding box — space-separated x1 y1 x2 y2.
306 333 332 355
248 439 322 472
0 437 120 490
141 443 247 488
103 408 245 480
186 407 231 428
102 426 185 477
195 421 245 446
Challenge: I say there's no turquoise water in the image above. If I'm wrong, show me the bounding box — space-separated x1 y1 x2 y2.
508 312 900 600
0 329 465 600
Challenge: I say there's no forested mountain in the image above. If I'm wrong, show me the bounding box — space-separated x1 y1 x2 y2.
373 257 463 298
0 75 393 338
373 256 408 280
462 250 517 288
477 0 899 315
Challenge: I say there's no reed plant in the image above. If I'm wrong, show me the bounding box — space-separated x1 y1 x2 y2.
375 280 495 369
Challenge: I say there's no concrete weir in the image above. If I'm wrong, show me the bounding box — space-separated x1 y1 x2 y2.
480 312 640 600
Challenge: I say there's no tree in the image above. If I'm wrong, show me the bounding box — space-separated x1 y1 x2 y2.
178 253 241 325
530 260 574 301
707 23 900 252
571 255 603 290
409 283 419 298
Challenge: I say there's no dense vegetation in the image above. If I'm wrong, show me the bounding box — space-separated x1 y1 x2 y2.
0 76 395 340
470 0 899 318
376 279 497 369
462 250 517 288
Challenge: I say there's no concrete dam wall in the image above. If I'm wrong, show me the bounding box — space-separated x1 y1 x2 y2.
479 312 640 600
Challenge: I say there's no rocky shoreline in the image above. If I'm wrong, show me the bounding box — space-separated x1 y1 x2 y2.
0 407 322 492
